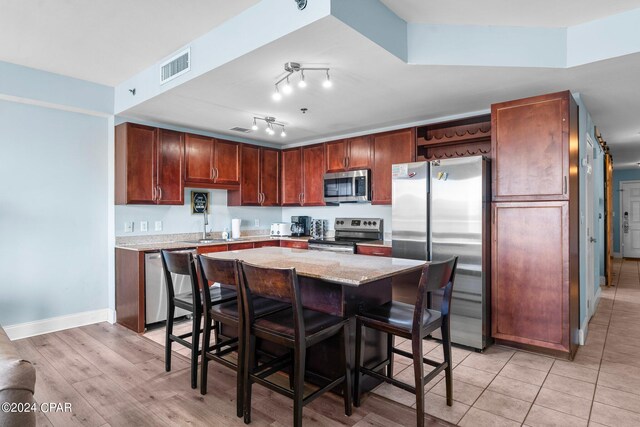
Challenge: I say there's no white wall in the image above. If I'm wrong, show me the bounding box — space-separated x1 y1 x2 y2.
115 188 282 236
0 100 109 326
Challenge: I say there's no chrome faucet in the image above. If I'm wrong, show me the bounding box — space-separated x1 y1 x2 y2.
203 211 208 239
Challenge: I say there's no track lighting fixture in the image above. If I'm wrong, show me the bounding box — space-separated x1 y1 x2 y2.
272 62 331 100
251 116 286 138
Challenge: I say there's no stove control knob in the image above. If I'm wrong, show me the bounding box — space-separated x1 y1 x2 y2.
373 221 377 226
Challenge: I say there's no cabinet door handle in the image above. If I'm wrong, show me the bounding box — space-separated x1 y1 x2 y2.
158 186 162 201
346 156 349 169
564 176 567 195
152 186 156 201
214 167 218 180
211 168 214 180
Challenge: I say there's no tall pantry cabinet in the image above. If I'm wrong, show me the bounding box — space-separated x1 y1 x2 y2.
491 91 579 359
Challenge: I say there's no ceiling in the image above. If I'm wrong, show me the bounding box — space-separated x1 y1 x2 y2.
0 0 259 85
1 1 639 167
121 16 640 167
381 0 640 27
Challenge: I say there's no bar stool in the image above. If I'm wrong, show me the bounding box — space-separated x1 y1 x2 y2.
353 257 458 427
197 255 289 417
160 249 236 389
239 261 352 427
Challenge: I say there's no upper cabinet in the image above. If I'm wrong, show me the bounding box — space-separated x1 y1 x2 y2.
228 145 280 206
492 91 575 201
115 123 184 205
185 134 240 189
302 144 326 206
325 136 372 172
280 144 325 206
371 128 415 205
281 148 303 206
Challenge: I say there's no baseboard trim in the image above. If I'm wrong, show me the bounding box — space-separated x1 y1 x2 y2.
107 309 117 324
578 315 589 346
4 309 110 341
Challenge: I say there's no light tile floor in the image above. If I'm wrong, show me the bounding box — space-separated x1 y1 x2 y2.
371 258 640 426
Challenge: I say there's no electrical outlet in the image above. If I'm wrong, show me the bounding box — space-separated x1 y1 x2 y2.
155 221 163 231
254 219 260 227
124 222 133 233
140 221 148 232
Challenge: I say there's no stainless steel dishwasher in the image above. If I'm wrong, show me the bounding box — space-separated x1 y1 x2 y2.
144 249 196 325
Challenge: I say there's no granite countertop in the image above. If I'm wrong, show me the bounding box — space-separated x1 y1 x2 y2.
203 247 425 286
116 235 311 252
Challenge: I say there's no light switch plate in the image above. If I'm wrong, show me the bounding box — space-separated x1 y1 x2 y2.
254 219 260 227
155 221 163 231
124 222 133 233
140 221 148 232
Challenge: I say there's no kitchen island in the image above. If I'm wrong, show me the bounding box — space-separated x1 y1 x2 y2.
203 247 426 392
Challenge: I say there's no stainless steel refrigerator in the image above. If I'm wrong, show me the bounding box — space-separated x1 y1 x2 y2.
391 156 490 350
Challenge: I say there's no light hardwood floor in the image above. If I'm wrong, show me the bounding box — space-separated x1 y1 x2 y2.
14 321 452 426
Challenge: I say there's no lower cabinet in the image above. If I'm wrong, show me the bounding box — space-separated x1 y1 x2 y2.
356 245 391 257
491 201 578 358
254 240 280 248
280 240 309 249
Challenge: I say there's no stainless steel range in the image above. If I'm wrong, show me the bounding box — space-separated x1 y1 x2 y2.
308 217 383 254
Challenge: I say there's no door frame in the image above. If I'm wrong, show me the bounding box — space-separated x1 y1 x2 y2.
585 134 596 318
619 180 640 258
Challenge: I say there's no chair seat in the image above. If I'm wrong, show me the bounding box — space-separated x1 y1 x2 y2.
358 301 442 336
210 297 289 323
254 308 346 345
175 286 237 307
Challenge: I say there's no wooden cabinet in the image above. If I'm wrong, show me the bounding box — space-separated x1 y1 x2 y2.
185 134 240 189
228 145 280 206
492 92 573 201
325 136 372 172
280 240 309 249
490 91 579 359
254 240 280 248
228 242 254 251
356 245 391 257
196 244 228 255
281 144 325 206
302 144 326 206
156 129 185 204
371 128 415 205
115 123 184 205
281 148 303 206
492 202 576 355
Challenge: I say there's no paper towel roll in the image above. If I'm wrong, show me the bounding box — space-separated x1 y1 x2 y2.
231 218 241 239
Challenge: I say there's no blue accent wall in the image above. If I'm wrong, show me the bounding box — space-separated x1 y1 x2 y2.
0 100 109 325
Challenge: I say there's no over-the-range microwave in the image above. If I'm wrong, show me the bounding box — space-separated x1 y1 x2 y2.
323 169 371 203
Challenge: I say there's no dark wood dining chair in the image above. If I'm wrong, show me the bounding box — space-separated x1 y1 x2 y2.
197 255 288 417
238 261 352 427
160 249 236 389
353 257 458 427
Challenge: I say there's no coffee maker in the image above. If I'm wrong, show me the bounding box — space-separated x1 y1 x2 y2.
290 216 311 237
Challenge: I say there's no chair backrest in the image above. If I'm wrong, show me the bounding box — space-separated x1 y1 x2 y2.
161 250 200 308
413 257 458 331
239 261 301 340
197 255 240 312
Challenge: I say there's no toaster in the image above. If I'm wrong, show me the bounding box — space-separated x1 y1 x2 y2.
270 222 292 237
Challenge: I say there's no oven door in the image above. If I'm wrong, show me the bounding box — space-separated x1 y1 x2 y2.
308 243 356 254
323 170 370 203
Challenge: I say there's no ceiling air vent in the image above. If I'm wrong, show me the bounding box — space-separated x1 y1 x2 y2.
160 48 190 84
230 127 251 133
